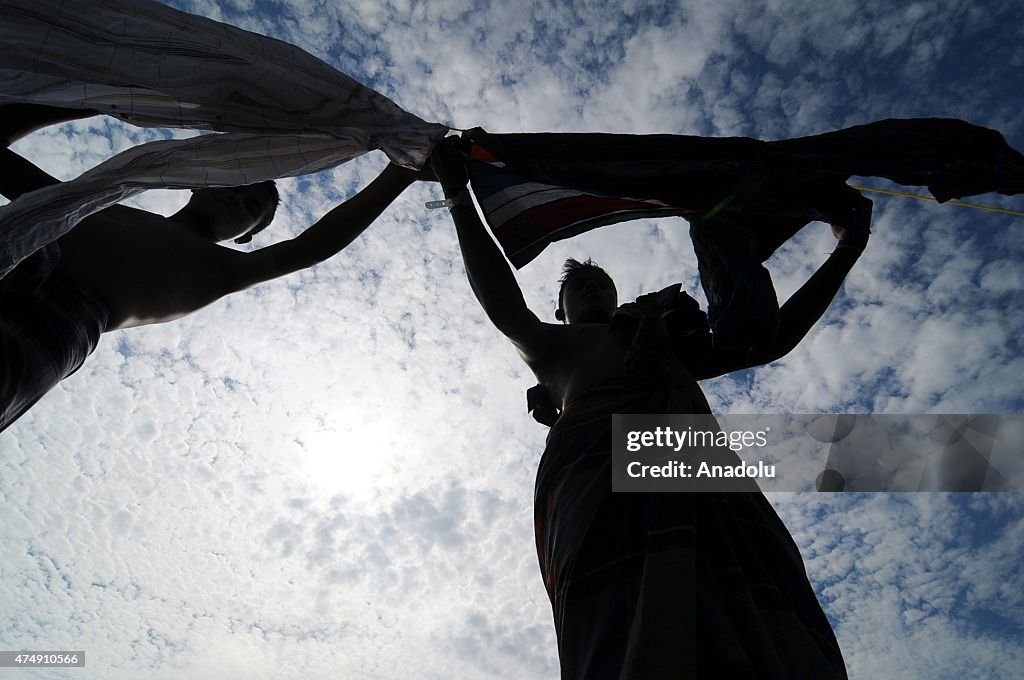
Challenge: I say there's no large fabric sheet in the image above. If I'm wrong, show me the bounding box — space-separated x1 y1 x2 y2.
533 292 848 678
464 119 1024 268
0 0 447 278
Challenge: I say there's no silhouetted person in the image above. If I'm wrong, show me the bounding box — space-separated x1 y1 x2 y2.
1 105 421 431
433 137 862 678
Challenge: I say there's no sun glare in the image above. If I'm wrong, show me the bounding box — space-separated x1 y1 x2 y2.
301 420 402 500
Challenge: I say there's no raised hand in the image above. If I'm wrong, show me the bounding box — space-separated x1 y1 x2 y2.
830 222 869 251
430 137 469 197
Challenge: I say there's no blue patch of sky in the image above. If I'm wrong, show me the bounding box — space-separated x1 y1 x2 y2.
628 1 682 31
927 8 1024 112
805 494 852 526
945 540 1024 639
719 366 755 392
1001 394 1024 413
334 41 390 89
115 335 136 358
960 604 1023 641
949 494 1017 548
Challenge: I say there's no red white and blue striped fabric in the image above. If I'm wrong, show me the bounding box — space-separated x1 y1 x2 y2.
462 121 1024 269
466 143 697 268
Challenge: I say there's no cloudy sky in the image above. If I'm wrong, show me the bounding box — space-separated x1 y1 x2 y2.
2 0 1023 678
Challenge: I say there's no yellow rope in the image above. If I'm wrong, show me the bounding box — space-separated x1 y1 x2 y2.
848 184 1024 217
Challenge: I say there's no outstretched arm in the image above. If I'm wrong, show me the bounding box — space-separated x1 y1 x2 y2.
696 226 868 379
223 163 417 291
1 104 95 147
0 105 102 198
0 147 61 199
431 138 550 363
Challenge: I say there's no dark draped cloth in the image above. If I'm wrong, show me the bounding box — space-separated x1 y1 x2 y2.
533 290 848 678
465 118 1024 268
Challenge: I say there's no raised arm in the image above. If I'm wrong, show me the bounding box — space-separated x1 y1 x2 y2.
770 227 867 359
223 163 417 291
431 138 550 363
696 226 868 379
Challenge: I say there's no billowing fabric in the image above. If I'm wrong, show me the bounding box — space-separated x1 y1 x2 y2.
533 291 847 678
1 251 109 432
688 213 782 348
465 146 697 269
465 118 1024 268
0 0 448 278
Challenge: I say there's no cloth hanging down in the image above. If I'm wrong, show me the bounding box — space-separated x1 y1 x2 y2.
0 0 447 279
462 119 1024 268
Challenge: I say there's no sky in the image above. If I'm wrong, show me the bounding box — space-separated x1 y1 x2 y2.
1 0 1023 678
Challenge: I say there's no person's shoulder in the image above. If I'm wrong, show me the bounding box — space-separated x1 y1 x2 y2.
92 203 162 222
75 204 174 233
513 319 565 363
